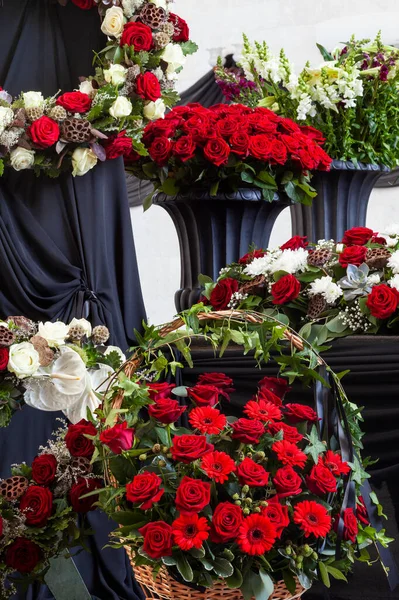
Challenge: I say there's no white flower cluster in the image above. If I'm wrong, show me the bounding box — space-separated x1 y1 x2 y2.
388 250 399 274
244 248 309 277
339 303 372 332
308 275 343 304
227 291 248 309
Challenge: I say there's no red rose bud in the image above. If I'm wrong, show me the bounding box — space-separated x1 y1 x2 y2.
238 249 266 264
65 419 97 458
306 463 337 496
280 236 308 251
5 538 42 573
69 477 102 513
168 13 190 42
339 245 367 268
258 376 290 399
0 347 9 371
268 421 303 444
237 457 270 487
135 72 161 102
120 22 153 51
271 274 301 305
366 284 399 319
170 435 214 463
333 508 358 543
273 466 302 498
105 131 140 162
210 502 243 543
231 418 265 444
356 496 369 526
237 513 277 555
197 372 235 400
284 403 318 424
138 522 173 560
175 476 211 514
126 472 164 510
272 440 307 469
27 116 59 148
99 421 134 454
342 226 374 246
147 382 175 401
188 384 220 407
209 278 239 310
261 497 290 537
148 397 186 424
19 486 53 527
56 91 92 113
31 454 57 485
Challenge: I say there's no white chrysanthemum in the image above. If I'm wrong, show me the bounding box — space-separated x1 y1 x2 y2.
388 250 399 274
270 248 309 274
309 276 343 304
388 274 399 292
122 0 145 18
244 250 282 277
384 223 399 237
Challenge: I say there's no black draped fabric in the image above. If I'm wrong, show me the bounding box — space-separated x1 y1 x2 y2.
182 337 399 600
0 2 145 599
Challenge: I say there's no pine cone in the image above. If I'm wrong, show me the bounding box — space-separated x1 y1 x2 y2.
0 476 29 501
92 325 110 345
71 456 93 475
139 3 167 29
68 325 86 342
48 105 67 122
307 294 327 319
0 326 15 347
365 247 391 269
307 248 333 268
153 32 170 50
158 22 175 36
61 118 92 143
239 275 268 298
25 106 44 122
126 65 141 82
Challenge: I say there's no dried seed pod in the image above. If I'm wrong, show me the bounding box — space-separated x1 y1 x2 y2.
139 3 167 29
0 326 15 347
25 106 44 122
307 248 333 268
48 105 68 122
0 476 29 501
365 247 391 270
68 325 86 343
307 294 327 319
92 325 110 345
61 118 92 143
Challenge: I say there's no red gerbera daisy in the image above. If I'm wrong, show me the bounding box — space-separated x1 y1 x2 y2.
172 513 210 550
243 399 282 423
293 500 332 538
201 451 236 484
189 406 227 435
272 440 307 469
268 421 303 444
237 514 277 555
322 450 351 476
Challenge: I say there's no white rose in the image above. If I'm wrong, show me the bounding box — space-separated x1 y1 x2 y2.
8 342 40 379
143 98 166 121
38 321 69 347
101 6 125 38
23 91 44 109
104 64 127 86
109 96 132 118
10 147 35 171
162 43 186 78
69 318 92 338
79 80 97 98
150 0 167 8
0 106 14 135
335 243 344 253
72 148 98 177
104 345 126 364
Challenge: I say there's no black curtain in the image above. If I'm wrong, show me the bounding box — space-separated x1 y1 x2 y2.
0 2 145 599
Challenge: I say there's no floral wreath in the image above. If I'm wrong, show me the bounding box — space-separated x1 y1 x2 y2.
0 0 197 178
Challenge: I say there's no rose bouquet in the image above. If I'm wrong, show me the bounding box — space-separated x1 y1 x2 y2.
0 316 125 427
131 103 332 208
0 420 103 598
215 32 399 168
200 225 399 345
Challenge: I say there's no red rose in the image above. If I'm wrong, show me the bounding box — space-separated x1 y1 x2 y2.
175 476 211 514
284 403 318 424
281 134 300 154
271 274 301 305
272 440 307 469
334 508 358 543
69 477 102 513
210 502 243 543
105 131 139 162
138 522 173 559
278 118 301 135
171 435 214 463
298 125 325 144
237 457 270 487
216 117 240 138
339 245 367 268
168 13 190 42
203 137 230 166
238 249 266 264
273 466 302 498
149 137 172 166
27 116 59 148
135 73 161 102
293 148 317 170
197 372 235 400
126 472 164 510
280 236 308 251
258 376 290 399
31 454 57 485
231 418 265 444
188 384 220 407
5 538 42 573
120 22 153 51
174 135 197 162
261 497 290 537
19 486 53 527
249 134 272 160
268 421 303 444
269 139 288 165
56 91 92 113
366 284 399 319
306 463 337 496
342 227 374 246
311 145 332 171
71 0 95 8
371 234 386 245
230 132 250 157
357 496 369 526
147 382 175 401
209 278 239 310
0 347 9 370
148 397 186 424
99 421 134 454
237 513 277 555
65 419 97 458
249 116 277 135
183 115 211 141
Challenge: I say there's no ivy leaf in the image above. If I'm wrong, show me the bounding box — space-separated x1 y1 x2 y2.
347 455 370 485
304 425 326 464
369 490 387 519
180 41 199 56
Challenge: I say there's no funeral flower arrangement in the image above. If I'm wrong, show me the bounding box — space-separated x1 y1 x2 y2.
0 0 197 178
131 103 332 208
0 316 125 428
200 225 399 345
215 32 399 168
0 420 103 598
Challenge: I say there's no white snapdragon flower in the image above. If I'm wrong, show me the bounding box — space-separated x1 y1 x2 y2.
38 321 69 347
388 250 399 274
309 276 343 304
8 343 41 379
270 248 309 274
389 274 399 292
296 93 316 121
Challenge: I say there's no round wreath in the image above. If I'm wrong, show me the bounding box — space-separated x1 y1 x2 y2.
0 0 197 178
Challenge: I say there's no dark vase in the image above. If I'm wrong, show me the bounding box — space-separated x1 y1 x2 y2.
290 160 390 241
154 188 289 312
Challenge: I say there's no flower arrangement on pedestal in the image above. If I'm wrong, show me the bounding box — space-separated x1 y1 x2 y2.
200 225 399 344
0 0 197 177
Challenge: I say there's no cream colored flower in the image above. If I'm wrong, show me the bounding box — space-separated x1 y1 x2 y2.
150 0 167 8
0 106 14 135
143 98 166 121
69 318 92 338
104 64 127 86
10 147 35 171
79 80 97 98
8 342 40 379
162 43 186 78
38 321 69 347
101 6 125 38
72 148 98 177
109 96 132 118
23 91 44 109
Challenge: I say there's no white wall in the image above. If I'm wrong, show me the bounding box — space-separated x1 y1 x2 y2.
131 0 399 324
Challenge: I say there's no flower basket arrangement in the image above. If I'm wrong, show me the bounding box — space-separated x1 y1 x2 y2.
200 225 399 345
